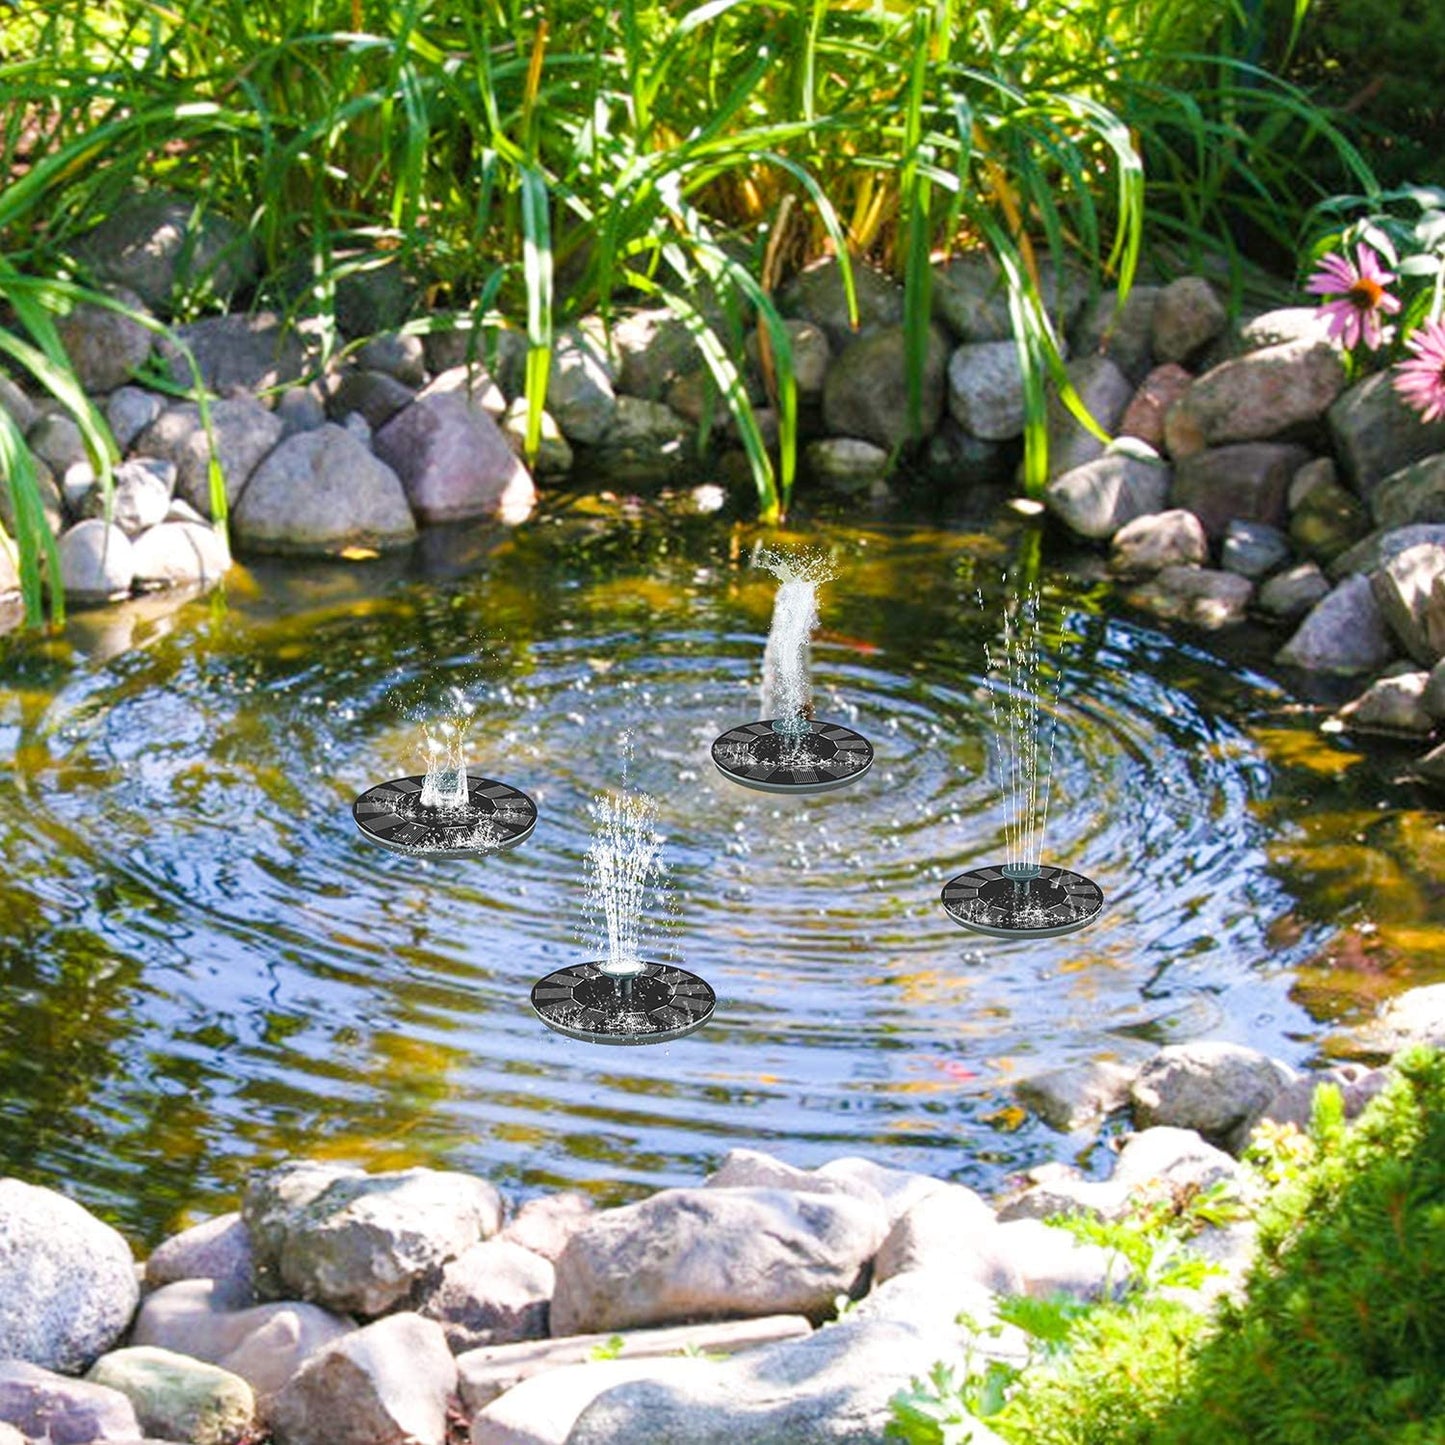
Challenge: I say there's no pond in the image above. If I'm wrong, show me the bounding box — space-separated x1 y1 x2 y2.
1 497 1441 1245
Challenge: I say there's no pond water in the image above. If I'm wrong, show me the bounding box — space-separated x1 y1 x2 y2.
1 500 1442 1245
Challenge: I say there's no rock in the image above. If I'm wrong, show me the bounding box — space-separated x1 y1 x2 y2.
422 363 508 417
1113 1126 1244 1195
805 437 890 493
356 332 427 387
75 192 257 313
783 257 903 353
1277 574 1396 673
978 1219 1131 1301
136 397 284 518
745 319 831 399
130 521 230 590
564 1316 1002 1445
1257 561 1331 622
1045 450 1170 538
106 387 166 453
500 399 573 476
0 1423 22 1445
243 1161 503 1317
1125 565 1253 629
1335 671 1435 736
822 323 948 450
611 309 701 402
423 324 527 388
59 519 134 603
549 1186 888 1336
269 1313 456 1445
1371 452 1445 531
87 1348 255 1445
144 1214 254 1301
132 1279 354 1404
332 256 420 340
0 374 38 434
873 1184 996 1283
1425 658 1445 721
413 1238 554 1353
1329 371 1445 498
1150 276 1226 363
813 1157 953 1225
1372 542 1445 665
1238 307 1339 351
1220 519 1291 579
1109 508 1208 575
160 313 322 396
994 1162 1129 1224
1118 362 1193 450
1014 1058 1140 1132
0 1360 142 1444
1131 1042 1296 1149
373 393 536 525
1240 1064 1389 1144
1289 455 1337 510
1 452 64 539
945 340 1025 439
1290 473 1372 564
1169 442 1312 539
921 419 1018 487
1329 523 1445 582
330 369 417 431
1046 355 1134 477
1351 983 1445 1055
57 288 153 393
587 396 691 488
27 412 89 476
703 1148 878 1204
456 1316 813 1415
933 252 1086 344
850 1269 1013 1347
1414 738 1445 788
232 424 417 556
545 329 619 443
1162 340 1346 457
275 386 328 435
0 1178 139 1374
1071 285 1161 383
496 1193 595 1265
75 458 175 536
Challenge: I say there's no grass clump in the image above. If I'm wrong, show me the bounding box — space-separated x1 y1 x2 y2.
890 1047 1445 1445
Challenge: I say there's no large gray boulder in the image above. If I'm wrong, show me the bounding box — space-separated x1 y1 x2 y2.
1162 339 1346 456
587 396 692 488
132 1278 354 1404
106 386 165 452
1276 574 1396 674
745 319 831 399
58 519 135 604
1329 371 1445 498
75 192 257 313
330 369 417 431
1045 355 1134 477
232 424 417 556
946 340 1025 440
1169 441 1311 538
56 288 153 393
822 323 949 450
1124 566 1254 629
1329 523 1445 582
1335 671 1434 736
1109 508 1208 575
813 1156 954 1225
413 1237 554 1353
269 1313 456 1445
496 1193 595 1265
1370 452 1445 531
74 458 176 537
1071 285 1161 383
1150 276 1226 363
160 312 322 396
0 1360 142 1444
549 1186 888 1336
136 397 283 517
545 328 618 443
564 1316 1003 1445
872 1183 996 1284
130 521 231 591
1131 1041 1297 1149
1044 450 1170 539
243 1161 503 1317
1014 1058 1141 1132
373 392 536 525
782 257 904 354
1372 542 1445 665
87 1347 255 1445
611 309 700 401
144 1213 255 1300
0 1179 139 1374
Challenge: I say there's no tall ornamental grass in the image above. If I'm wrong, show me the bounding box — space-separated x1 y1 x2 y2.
0 0 1374 624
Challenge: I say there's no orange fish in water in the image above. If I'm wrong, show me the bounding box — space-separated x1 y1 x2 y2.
930 1058 980 1082
815 630 882 656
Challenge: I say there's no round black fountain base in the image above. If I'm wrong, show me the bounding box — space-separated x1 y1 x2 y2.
531 962 717 1045
711 719 873 795
352 772 538 856
942 863 1104 939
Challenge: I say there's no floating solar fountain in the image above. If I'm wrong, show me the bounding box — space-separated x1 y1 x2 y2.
353 690 537 856
711 550 873 794
532 760 715 1045
942 588 1103 938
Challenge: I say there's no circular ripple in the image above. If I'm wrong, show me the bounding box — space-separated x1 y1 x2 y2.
352 770 537 856
942 864 1105 938
531 962 717 1044
711 718 874 794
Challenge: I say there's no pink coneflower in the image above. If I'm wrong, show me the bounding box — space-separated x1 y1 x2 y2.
1394 319 1445 424
1305 244 1401 350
